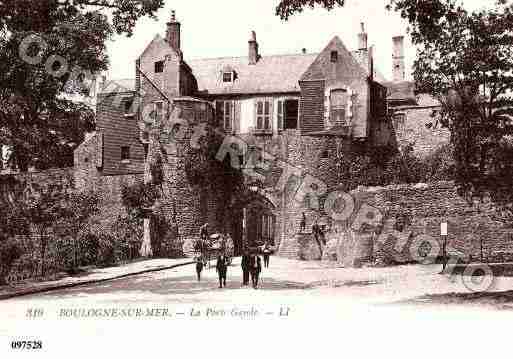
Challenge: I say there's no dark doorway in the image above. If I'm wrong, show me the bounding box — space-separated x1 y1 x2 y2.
230 192 276 253
284 99 299 130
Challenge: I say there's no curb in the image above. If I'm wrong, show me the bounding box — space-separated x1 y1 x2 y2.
0 260 196 301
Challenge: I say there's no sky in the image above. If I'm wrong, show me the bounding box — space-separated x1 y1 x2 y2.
105 0 489 82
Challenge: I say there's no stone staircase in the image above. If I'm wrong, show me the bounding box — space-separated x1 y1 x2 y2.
278 232 324 260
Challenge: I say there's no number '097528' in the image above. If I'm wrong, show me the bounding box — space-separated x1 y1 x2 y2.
11 341 43 350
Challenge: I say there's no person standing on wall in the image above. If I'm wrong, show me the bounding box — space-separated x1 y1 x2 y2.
241 249 250 286
249 252 262 289
216 254 228 288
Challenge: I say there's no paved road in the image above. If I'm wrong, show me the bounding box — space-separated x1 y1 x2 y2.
2 257 513 358
3 256 513 307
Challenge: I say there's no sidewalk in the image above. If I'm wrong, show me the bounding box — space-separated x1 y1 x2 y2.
0 258 195 301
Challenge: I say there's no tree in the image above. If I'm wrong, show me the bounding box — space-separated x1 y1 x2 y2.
398 0 513 221
276 0 459 27
0 200 30 284
277 0 513 215
276 0 345 20
0 0 164 171
58 190 100 272
25 186 65 277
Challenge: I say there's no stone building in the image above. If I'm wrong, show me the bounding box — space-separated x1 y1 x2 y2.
384 35 450 157
74 13 448 257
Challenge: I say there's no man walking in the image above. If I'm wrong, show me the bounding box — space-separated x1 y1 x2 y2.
262 241 272 268
312 219 323 256
199 222 209 266
195 256 204 282
199 222 209 241
249 253 262 289
241 250 250 286
216 254 228 288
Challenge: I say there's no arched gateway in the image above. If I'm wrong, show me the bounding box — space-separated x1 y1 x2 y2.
229 188 277 255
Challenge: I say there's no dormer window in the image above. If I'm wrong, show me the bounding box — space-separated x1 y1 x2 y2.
154 60 164 73
331 51 338 63
221 65 236 83
223 71 234 83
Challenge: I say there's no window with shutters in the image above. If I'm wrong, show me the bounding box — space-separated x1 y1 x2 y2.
216 100 234 132
330 89 348 126
255 99 272 132
277 100 284 131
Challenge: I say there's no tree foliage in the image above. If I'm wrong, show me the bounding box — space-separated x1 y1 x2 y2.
276 0 345 20
399 1 513 220
121 181 160 219
184 128 244 195
0 0 164 171
0 199 30 284
277 0 513 221
57 190 100 272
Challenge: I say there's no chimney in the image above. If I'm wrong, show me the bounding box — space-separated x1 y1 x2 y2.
358 22 368 50
248 31 259 65
368 45 374 81
392 35 405 82
166 10 181 54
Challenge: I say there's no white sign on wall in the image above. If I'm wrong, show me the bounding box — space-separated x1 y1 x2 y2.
441 222 448 236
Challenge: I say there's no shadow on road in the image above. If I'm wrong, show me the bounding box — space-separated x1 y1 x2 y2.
445 263 513 278
393 290 513 310
28 271 313 300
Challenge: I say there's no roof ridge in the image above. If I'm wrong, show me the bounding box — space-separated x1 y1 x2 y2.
187 52 319 62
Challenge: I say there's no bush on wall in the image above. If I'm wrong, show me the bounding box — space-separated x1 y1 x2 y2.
334 143 455 192
0 199 30 284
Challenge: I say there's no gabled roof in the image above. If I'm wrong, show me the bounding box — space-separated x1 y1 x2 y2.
187 53 318 95
102 36 387 97
301 36 368 82
137 33 181 61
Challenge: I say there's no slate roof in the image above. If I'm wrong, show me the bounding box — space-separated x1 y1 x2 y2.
187 53 319 95
383 80 417 105
99 38 388 96
98 79 135 94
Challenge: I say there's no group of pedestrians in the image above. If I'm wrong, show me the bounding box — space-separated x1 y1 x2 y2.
194 222 274 289
241 251 263 289
194 241 273 290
